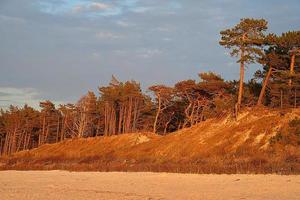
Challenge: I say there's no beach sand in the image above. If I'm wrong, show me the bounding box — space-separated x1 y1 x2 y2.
0 171 299 200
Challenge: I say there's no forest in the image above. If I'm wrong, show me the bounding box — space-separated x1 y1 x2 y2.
0 18 299 156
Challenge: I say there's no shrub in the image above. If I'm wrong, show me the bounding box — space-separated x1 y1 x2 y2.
269 132 283 144
289 117 300 127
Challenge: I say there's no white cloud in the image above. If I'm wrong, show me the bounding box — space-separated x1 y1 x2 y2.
72 5 83 13
95 31 123 39
91 52 101 58
138 48 163 58
131 7 151 13
0 87 64 110
163 37 172 42
116 20 134 27
113 50 127 55
111 48 163 58
72 2 111 13
153 25 176 32
90 2 111 10
0 87 40 109
0 15 26 24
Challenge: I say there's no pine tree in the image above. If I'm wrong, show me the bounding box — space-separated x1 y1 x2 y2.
99 77 147 135
39 100 60 145
149 85 174 133
75 91 98 137
257 51 285 106
258 31 300 108
220 18 268 111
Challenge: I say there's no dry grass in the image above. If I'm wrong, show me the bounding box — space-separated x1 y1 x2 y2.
1 108 300 174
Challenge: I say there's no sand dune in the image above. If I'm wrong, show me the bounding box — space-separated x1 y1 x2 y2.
0 171 299 200
2 109 299 174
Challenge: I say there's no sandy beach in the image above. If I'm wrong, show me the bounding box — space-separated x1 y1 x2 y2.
0 171 299 200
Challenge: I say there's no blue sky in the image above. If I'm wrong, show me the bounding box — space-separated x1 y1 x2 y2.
0 0 300 109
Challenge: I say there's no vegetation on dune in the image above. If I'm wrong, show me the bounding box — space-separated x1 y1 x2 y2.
1 108 300 174
0 18 300 173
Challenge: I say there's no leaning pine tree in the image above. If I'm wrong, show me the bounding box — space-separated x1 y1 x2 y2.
219 18 268 112
257 51 285 106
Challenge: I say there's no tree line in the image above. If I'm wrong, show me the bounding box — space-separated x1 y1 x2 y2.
0 18 299 155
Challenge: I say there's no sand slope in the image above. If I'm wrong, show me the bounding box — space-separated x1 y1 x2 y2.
1 171 299 200
2 108 299 173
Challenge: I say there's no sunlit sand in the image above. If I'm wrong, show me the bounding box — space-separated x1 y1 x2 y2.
1 171 299 200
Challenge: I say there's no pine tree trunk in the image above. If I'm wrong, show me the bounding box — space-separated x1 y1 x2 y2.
108 105 115 135
17 130 25 152
111 107 116 135
126 97 133 133
257 66 273 106
24 131 30 150
289 54 296 87
56 116 60 142
190 103 196 125
153 95 161 133
40 115 46 146
122 106 127 134
163 112 174 135
163 122 169 135
23 132 27 150
104 103 109 136
60 116 66 141
78 111 85 138
45 125 49 143
132 98 139 132
237 34 246 112
25 131 31 150
183 101 193 128
11 127 17 154
237 51 245 111
3 131 9 155
118 104 123 134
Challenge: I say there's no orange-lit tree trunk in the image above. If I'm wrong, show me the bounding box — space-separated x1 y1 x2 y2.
153 94 161 133
56 116 60 142
39 115 46 146
237 51 245 111
257 66 273 106
60 115 66 141
289 54 296 87
237 34 246 111
132 98 139 132
118 104 124 134
163 112 174 135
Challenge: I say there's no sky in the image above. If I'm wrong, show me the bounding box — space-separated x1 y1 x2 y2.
0 0 300 109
